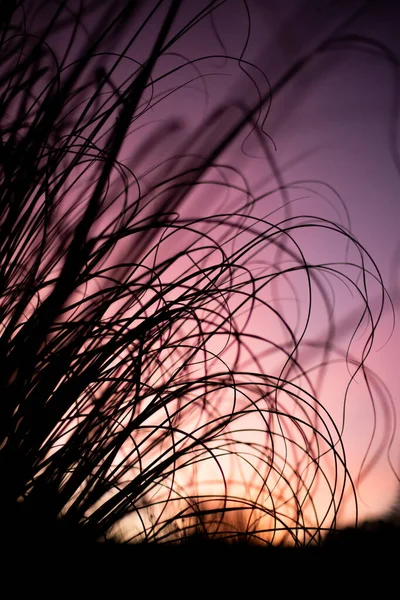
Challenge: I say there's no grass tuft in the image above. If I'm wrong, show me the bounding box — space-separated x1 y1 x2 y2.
0 0 397 560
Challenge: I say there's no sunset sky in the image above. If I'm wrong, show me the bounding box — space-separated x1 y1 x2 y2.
125 0 400 525
243 0 400 522
16 0 400 539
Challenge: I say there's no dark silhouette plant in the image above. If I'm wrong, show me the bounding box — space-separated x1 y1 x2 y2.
0 0 397 559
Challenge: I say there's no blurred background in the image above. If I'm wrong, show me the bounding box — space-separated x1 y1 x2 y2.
121 0 400 525
11 0 400 539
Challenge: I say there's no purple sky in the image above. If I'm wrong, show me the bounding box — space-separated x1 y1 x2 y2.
137 0 400 522
107 0 400 526
27 0 400 531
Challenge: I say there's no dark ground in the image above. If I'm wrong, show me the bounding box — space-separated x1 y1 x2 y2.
3 518 398 596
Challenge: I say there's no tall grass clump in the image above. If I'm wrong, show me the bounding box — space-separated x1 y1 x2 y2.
0 0 396 554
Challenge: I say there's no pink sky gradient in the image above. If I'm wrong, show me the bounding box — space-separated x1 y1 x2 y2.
101 0 400 530
131 0 400 525
22 0 400 537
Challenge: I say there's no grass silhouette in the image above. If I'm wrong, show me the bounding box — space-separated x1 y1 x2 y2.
0 0 399 583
